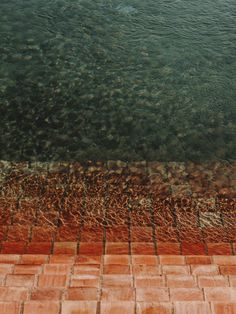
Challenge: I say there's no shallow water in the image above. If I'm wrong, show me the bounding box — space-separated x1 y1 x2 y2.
0 0 236 161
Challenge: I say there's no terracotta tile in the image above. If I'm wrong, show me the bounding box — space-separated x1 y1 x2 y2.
100 301 135 314
104 255 129 265
73 264 100 276
170 288 204 301
211 302 236 314
207 243 232 255
20 255 48 265
157 243 181 255
220 266 236 275
103 265 130 275
229 276 236 287
14 199 38 225
204 287 236 302
0 255 20 264
0 276 5 285
0 264 13 275
159 255 185 265
174 301 211 314
130 227 153 242
14 265 42 275
79 242 103 255
0 227 8 241
132 255 158 265
155 227 179 242
131 242 155 255
166 275 197 288
56 225 79 242
136 288 169 302
53 242 77 255
70 275 99 287
153 207 175 227
101 287 135 301
178 227 203 243
202 227 230 242
49 255 75 264
30 288 62 300
61 301 97 314
198 275 229 288
38 274 67 288
136 302 173 314
6 274 35 287
1 242 27 254
0 301 21 314
65 287 98 300
106 226 129 242
182 243 206 255
162 265 190 275
80 227 104 242
26 242 52 254
75 255 101 265
102 275 133 287
213 256 236 265
105 242 129 255
7 226 30 242
191 265 219 275
132 265 161 276
134 276 165 288
43 264 72 275
186 256 212 265
23 301 60 314
0 287 29 301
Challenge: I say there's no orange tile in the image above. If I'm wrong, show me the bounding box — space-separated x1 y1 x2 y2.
73 264 100 276
170 288 204 301
38 274 67 288
211 302 236 314
174 301 211 314
23 301 60 314
103 265 130 275
166 275 197 288
104 255 129 265
105 242 129 255
191 265 219 276
229 276 236 287
130 227 153 242
102 275 133 287
75 255 101 264
49 255 75 264
133 264 161 276
159 255 185 265
61 301 97 314
43 264 71 275
6 274 35 287
0 287 29 301
220 266 236 275
213 256 236 265
134 276 165 288
53 242 77 255
132 255 158 265
80 227 104 242
185 256 212 265
157 243 181 255
7 226 30 242
20 255 48 265
70 275 99 288
100 301 135 314
30 288 62 300
204 287 236 302
13 265 42 275
162 265 190 275
101 287 135 301
65 287 98 300
131 243 155 255
207 243 232 255
136 302 173 314
26 243 52 254
182 243 206 255
0 301 21 314
136 288 169 302
198 275 229 288
106 226 129 242
0 255 20 264
0 264 13 275
1 242 27 254
79 242 103 255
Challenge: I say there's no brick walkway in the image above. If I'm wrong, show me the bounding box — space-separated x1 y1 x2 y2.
0 161 236 313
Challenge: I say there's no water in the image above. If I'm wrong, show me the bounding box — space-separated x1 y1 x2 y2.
0 0 236 161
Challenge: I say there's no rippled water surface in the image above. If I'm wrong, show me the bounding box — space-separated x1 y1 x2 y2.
1 0 236 161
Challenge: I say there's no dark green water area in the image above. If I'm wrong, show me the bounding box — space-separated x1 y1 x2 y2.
1 0 236 161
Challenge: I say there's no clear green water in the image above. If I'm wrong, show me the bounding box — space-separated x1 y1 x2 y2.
1 0 236 161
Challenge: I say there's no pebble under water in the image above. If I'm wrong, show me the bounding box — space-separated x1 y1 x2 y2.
0 0 236 161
